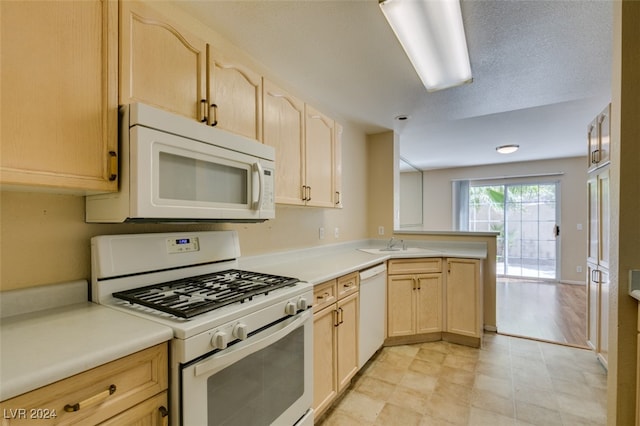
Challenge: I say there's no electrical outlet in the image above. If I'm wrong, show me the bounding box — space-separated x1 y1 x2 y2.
577 265 583 273
319 227 325 240
378 226 384 236
334 227 340 239
577 223 583 231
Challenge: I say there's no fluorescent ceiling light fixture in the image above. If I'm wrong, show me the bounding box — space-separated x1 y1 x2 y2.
496 144 520 154
379 0 472 92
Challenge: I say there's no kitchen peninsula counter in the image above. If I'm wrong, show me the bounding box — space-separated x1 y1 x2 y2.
238 239 488 285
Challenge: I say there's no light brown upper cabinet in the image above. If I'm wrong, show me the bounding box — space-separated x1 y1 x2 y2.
304 105 337 208
208 47 263 141
263 80 306 205
263 82 342 208
120 1 207 123
587 103 611 172
1 0 118 193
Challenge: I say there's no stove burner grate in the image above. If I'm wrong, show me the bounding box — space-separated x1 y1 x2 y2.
112 269 300 318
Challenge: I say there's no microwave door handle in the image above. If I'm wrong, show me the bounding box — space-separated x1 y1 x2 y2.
252 162 264 210
194 310 311 378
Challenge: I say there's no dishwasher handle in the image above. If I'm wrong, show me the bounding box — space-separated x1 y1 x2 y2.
360 263 387 281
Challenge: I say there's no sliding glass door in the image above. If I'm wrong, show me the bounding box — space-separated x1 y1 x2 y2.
469 183 559 279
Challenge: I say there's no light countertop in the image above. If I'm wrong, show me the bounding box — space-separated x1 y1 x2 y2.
0 282 172 401
239 239 487 285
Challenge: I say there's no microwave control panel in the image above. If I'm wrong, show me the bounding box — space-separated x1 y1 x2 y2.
166 237 200 254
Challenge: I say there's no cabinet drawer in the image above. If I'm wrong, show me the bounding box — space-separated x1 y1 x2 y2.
0 343 168 426
314 280 337 313
337 271 359 300
388 258 442 275
99 391 168 426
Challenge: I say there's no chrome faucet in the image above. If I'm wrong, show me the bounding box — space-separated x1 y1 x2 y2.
386 238 403 250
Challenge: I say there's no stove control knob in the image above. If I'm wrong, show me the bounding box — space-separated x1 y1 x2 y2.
211 331 228 349
285 301 297 316
297 297 309 311
233 323 248 341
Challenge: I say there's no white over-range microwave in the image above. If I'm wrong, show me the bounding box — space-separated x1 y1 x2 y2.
86 103 275 223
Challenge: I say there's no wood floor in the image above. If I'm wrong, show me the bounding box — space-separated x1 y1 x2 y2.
497 278 588 348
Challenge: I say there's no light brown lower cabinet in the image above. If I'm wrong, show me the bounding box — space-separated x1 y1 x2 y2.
386 257 482 347
313 272 359 419
0 343 168 425
445 258 482 339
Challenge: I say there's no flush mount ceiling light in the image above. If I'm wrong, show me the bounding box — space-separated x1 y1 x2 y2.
379 0 472 92
496 144 520 154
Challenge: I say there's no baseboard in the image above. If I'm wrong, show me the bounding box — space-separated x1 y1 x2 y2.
484 325 497 332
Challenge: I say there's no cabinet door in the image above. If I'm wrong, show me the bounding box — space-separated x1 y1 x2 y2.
336 293 359 392
304 105 335 207
313 305 337 416
208 47 262 141
598 170 610 269
587 117 599 171
120 1 207 122
586 262 599 351
334 123 344 208
387 275 416 337
446 259 481 338
263 79 306 205
597 104 611 167
1 0 118 192
587 175 599 265
416 274 442 334
598 268 609 368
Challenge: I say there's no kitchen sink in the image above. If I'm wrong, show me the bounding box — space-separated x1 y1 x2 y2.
358 247 441 255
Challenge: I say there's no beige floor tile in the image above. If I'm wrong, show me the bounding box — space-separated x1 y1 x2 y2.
474 373 514 399
468 406 517 425
399 369 439 394
330 390 385 424
353 375 397 401
374 402 423 426
409 357 445 377
387 385 431 414
470 388 515 418
514 400 563 426
318 334 607 426
423 393 470 425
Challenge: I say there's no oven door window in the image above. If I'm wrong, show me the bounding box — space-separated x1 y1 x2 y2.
181 313 312 426
207 326 304 425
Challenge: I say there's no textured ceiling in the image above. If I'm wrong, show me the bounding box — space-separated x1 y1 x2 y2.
176 0 613 171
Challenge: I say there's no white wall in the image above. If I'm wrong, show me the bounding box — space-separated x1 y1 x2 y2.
420 156 587 283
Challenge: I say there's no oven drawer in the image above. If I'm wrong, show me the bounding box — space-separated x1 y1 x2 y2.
0 343 168 425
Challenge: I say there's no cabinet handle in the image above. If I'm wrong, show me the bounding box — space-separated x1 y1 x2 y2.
108 151 118 181
307 186 312 201
159 406 169 426
210 103 218 126
335 191 341 205
412 277 417 290
302 185 308 201
64 384 116 412
200 99 208 123
339 307 344 324
334 309 340 327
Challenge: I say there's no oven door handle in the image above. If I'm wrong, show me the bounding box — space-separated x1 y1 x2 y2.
194 309 311 378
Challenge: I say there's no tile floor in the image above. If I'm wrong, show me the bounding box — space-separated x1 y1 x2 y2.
317 333 607 425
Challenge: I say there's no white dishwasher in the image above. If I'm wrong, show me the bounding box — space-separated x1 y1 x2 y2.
359 263 387 367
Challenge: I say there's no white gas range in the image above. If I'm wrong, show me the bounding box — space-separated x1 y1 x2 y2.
91 231 314 426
